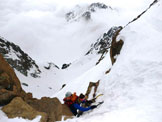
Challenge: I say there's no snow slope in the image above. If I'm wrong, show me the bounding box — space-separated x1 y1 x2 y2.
55 1 162 122
1 0 162 122
60 1 162 122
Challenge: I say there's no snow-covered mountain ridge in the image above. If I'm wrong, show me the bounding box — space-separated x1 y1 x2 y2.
0 0 162 122
66 2 111 22
86 26 122 55
0 36 41 78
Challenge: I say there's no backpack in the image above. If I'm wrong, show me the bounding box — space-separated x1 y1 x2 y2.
63 92 78 106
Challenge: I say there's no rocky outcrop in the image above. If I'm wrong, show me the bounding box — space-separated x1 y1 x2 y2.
0 72 13 90
66 2 111 22
0 37 41 78
44 62 59 70
87 1 158 66
109 0 158 64
0 53 27 105
87 26 122 55
62 63 71 69
86 26 123 65
124 0 158 28
110 27 123 65
88 2 108 12
62 104 74 120
2 97 47 122
2 95 67 122
85 80 100 99
0 53 68 122
26 97 62 122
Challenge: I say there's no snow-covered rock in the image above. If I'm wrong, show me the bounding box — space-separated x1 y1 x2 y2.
66 2 111 22
86 26 122 55
0 37 41 78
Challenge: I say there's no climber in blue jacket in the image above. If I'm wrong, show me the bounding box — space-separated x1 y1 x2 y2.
63 92 97 116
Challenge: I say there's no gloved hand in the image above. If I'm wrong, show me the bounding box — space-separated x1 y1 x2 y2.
86 100 93 104
90 105 97 109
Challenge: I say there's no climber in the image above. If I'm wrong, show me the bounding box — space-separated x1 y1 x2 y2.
63 91 97 116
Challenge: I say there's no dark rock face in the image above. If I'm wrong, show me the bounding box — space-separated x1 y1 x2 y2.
82 11 91 20
66 12 75 22
44 62 59 70
22 83 29 87
109 26 123 65
88 2 108 12
86 26 123 55
86 26 123 65
61 63 71 69
124 0 158 27
0 37 41 78
66 2 110 22
110 36 124 65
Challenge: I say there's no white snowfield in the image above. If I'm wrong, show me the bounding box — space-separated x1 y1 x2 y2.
0 0 162 122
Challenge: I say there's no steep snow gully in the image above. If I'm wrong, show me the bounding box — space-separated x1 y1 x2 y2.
0 0 162 122
58 1 162 122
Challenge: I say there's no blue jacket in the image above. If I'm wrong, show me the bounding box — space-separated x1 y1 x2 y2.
73 103 91 111
69 103 91 116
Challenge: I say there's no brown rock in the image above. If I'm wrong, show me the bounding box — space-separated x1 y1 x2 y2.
0 88 17 106
96 53 106 65
0 54 22 92
105 69 111 74
0 72 11 90
2 97 47 122
85 80 100 99
110 27 124 65
0 54 26 105
62 104 74 120
0 54 70 122
26 97 62 122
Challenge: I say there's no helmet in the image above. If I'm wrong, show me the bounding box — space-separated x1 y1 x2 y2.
65 91 72 97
